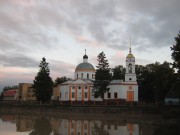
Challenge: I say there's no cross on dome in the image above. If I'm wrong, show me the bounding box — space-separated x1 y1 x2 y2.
83 49 88 59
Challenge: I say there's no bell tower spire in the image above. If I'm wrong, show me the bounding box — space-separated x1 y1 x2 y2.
129 36 132 54
125 38 136 82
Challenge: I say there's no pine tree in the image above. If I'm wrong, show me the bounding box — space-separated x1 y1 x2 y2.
93 52 112 99
33 57 53 103
171 31 180 74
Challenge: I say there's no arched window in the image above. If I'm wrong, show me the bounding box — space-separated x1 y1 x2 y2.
128 63 132 73
87 73 89 79
77 73 78 79
81 73 83 78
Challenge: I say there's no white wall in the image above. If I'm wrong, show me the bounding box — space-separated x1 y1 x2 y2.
59 82 138 102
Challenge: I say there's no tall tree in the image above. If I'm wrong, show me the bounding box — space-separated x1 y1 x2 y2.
171 31 180 74
112 65 125 80
136 62 175 102
93 52 112 99
171 31 180 97
33 57 53 103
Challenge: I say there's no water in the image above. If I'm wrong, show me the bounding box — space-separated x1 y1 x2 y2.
0 113 179 135
0 113 159 135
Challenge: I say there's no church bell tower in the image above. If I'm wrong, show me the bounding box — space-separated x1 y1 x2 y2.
125 39 137 82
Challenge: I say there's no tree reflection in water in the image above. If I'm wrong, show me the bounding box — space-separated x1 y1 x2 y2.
29 117 52 135
92 123 110 135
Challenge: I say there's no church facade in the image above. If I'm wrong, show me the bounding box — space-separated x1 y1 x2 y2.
59 48 138 102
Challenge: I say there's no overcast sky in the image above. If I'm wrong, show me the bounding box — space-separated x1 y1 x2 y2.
0 0 179 91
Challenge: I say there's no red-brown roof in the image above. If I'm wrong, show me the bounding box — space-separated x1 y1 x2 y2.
3 89 17 97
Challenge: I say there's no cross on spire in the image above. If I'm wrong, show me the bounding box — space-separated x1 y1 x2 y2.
85 49 86 55
129 36 132 54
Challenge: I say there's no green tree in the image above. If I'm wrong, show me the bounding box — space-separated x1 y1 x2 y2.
33 57 53 103
171 31 180 74
136 64 154 102
136 62 175 103
170 31 180 97
153 62 175 101
93 52 112 99
54 76 70 86
112 65 125 80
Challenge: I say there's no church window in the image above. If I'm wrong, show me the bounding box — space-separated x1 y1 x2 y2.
72 92 75 98
129 78 132 81
128 63 132 73
85 86 88 89
87 73 89 79
78 86 81 89
108 93 111 98
77 74 78 79
114 93 118 98
84 92 88 98
84 123 87 129
71 123 74 129
81 73 83 78
65 92 68 98
60 93 61 98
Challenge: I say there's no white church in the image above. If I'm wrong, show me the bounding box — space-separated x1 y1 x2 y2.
59 47 138 102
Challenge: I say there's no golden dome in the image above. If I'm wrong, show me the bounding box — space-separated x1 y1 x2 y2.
126 53 134 58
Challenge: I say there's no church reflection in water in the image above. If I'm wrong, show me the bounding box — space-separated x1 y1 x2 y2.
1 115 142 135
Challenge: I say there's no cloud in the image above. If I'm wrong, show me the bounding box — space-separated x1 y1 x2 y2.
49 60 75 79
1 0 179 53
0 53 38 68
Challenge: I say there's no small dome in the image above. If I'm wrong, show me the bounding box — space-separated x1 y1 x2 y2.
83 54 88 59
75 62 95 72
126 53 134 58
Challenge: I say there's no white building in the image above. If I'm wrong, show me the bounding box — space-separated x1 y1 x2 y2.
59 48 138 102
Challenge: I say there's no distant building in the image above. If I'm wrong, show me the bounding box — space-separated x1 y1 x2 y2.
58 47 138 102
18 83 36 101
165 90 179 105
52 85 60 100
3 89 18 100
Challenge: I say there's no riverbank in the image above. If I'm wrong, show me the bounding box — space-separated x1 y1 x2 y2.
0 104 179 120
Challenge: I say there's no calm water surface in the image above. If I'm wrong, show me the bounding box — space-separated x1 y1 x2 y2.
0 113 160 135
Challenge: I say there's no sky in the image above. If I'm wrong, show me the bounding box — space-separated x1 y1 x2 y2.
0 0 180 91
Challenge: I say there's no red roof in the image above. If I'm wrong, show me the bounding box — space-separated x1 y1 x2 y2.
3 89 17 97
